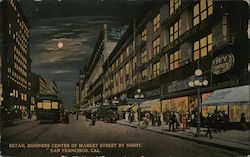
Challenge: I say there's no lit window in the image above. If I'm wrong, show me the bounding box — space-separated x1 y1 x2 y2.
170 19 181 42
120 54 123 63
141 50 147 63
152 61 160 77
222 15 228 39
153 37 160 56
193 33 212 61
193 0 213 26
15 90 18 98
169 50 181 71
170 0 182 15
153 14 160 32
141 28 147 41
37 102 43 109
126 63 129 74
142 68 147 79
52 102 59 109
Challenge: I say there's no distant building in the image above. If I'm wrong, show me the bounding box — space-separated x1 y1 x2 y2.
45 79 60 97
1 0 32 113
75 82 80 106
30 73 49 111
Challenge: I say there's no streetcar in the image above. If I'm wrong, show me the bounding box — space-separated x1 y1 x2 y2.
36 95 63 123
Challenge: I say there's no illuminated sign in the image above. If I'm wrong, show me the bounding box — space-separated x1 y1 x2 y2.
145 88 160 98
212 53 235 75
108 25 128 41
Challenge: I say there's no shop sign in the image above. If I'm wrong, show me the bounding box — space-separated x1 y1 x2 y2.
211 53 235 75
163 76 195 95
108 25 128 41
145 88 161 98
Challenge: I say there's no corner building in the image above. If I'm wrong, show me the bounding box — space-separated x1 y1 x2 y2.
102 0 249 126
1 0 32 113
83 24 127 107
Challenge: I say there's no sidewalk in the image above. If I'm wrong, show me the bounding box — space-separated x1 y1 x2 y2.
117 120 250 154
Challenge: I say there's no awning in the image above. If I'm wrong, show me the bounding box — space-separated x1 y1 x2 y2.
203 85 250 106
140 99 160 108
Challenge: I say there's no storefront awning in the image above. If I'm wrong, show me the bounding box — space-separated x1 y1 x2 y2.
140 99 160 108
203 85 250 106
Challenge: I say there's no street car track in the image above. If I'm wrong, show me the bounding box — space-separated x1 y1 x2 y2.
2 123 54 156
3 122 44 141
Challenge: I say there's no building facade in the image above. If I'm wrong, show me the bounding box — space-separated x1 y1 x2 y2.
102 0 249 124
46 79 60 97
82 24 127 107
1 0 32 113
75 82 80 106
31 73 48 98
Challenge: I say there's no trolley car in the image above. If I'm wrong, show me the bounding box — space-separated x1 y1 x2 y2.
36 95 63 123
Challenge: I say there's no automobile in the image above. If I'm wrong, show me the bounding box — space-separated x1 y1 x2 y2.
97 104 118 123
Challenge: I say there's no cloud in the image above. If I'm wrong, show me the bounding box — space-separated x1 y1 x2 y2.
40 55 65 64
26 15 134 106
51 70 72 74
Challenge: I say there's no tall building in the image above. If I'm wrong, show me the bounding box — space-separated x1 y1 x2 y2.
1 0 32 113
83 24 127 106
101 0 249 125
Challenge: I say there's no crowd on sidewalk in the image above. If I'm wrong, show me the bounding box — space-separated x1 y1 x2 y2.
124 109 248 137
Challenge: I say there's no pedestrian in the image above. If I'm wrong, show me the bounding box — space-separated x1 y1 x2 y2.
76 112 79 120
165 112 170 125
157 114 161 126
145 112 150 120
217 111 223 132
222 111 229 131
240 113 247 131
175 112 180 130
212 110 220 133
151 113 155 126
64 111 69 124
205 113 213 139
191 113 195 127
91 112 96 126
169 112 176 131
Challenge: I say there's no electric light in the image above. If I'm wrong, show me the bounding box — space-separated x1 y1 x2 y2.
203 80 208 86
195 69 202 76
188 81 194 87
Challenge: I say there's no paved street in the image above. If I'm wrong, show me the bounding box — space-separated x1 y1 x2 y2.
1 115 244 157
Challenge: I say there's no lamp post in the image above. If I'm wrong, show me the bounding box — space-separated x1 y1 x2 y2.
112 96 119 104
134 88 144 125
188 69 208 137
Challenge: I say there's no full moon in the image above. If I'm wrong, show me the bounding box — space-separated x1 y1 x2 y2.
57 42 64 48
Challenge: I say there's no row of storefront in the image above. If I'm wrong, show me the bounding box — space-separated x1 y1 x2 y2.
116 38 249 123
118 87 249 123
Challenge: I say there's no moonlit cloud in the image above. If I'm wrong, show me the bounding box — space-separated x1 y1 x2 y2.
52 70 72 74
20 0 145 106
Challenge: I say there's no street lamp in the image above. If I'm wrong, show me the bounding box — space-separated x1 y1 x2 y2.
134 88 144 125
112 97 119 104
188 69 208 137
134 88 144 99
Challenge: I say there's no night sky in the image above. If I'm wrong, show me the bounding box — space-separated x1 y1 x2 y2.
19 0 145 106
